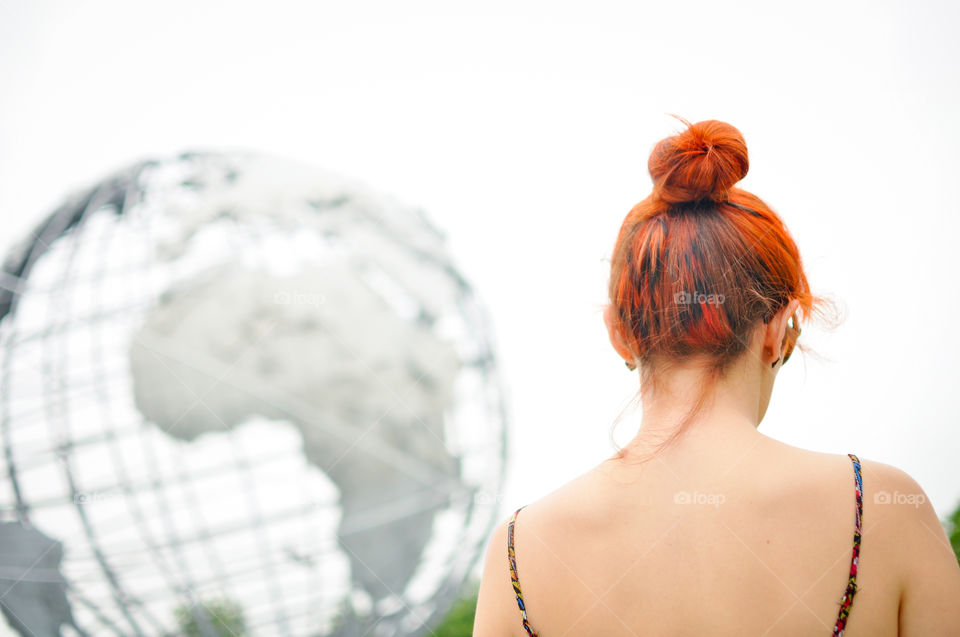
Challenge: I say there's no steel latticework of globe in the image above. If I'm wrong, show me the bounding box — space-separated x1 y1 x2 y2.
0 152 508 637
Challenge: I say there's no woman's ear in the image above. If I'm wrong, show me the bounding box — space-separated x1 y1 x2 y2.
763 299 801 366
604 304 636 365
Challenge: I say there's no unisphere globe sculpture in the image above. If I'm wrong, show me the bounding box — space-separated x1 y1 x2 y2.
0 152 508 637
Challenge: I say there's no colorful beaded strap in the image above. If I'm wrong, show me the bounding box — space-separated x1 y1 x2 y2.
507 506 538 637
833 453 863 636
508 453 863 637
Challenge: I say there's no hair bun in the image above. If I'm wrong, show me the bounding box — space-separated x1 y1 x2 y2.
648 118 749 205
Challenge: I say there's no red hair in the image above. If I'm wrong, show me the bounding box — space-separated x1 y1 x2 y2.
608 117 836 449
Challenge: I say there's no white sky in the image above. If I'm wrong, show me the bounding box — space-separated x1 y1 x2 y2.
1 0 958 550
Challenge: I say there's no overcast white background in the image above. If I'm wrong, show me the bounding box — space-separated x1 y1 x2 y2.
1 0 958 552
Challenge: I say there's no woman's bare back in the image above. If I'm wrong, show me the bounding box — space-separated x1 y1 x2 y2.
475 431 960 636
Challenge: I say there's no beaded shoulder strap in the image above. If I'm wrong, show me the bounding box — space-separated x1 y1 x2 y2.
832 453 863 636
507 506 538 637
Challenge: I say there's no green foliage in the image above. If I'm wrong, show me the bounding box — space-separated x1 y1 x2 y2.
430 579 479 637
947 499 960 566
432 593 478 637
326 601 378 637
174 598 246 637
323 585 479 637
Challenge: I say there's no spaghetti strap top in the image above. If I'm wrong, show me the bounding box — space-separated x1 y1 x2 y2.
507 453 864 637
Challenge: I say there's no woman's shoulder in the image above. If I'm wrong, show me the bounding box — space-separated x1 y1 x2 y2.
761 438 925 496
846 453 960 632
473 464 609 636
758 441 948 571
512 458 623 531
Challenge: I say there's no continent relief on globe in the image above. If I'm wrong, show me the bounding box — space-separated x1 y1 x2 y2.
129 262 464 602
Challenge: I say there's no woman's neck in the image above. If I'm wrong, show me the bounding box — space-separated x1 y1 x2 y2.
617 355 769 462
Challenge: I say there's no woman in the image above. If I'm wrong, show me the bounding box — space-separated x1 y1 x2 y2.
473 118 960 636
